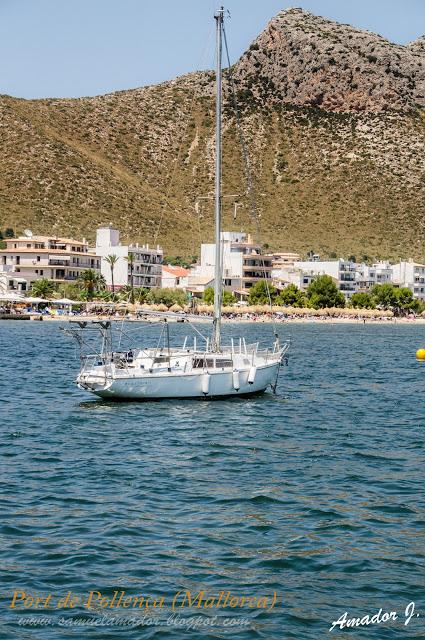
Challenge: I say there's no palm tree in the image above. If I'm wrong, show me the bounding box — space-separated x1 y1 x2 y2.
104 254 119 294
31 278 55 299
125 252 135 304
78 269 105 301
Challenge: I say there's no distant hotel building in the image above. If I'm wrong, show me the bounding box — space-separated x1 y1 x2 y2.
95 225 163 289
191 232 272 297
295 259 358 298
0 232 100 293
392 260 425 301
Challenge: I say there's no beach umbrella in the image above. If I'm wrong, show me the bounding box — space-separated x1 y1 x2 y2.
51 298 81 305
0 292 25 302
23 296 45 304
169 303 184 312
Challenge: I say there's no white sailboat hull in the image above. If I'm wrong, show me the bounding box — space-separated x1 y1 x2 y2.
78 361 280 400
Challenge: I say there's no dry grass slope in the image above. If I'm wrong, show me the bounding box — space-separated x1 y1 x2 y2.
0 8 424 260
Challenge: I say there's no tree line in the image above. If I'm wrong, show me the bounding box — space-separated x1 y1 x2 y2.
27 272 424 314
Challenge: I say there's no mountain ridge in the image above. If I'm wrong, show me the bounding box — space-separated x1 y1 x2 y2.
1 8 424 261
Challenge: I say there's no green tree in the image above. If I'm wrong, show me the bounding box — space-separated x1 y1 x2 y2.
247 280 277 305
222 290 236 306
146 288 187 307
30 278 55 299
57 283 84 301
104 254 119 294
118 285 149 303
350 292 376 309
134 287 149 303
78 269 105 301
307 275 345 309
393 287 422 314
4 228 14 238
203 287 236 306
276 284 306 307
163 255 192 268
371 283 398 310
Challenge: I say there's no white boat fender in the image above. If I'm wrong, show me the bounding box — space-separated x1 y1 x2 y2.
201 373 211 395
232 369 240 391
248 366 257 385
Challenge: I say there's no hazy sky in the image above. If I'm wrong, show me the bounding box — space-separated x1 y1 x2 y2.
1 0 424 99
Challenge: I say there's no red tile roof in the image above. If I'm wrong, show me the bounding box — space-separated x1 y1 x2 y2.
162 265 189 277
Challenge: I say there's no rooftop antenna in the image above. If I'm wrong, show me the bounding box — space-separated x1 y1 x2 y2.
233 202 243 220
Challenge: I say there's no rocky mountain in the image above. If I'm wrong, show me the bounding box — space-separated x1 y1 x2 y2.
0 8 425 260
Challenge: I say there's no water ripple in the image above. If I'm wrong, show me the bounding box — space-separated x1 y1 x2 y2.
1 322 425 638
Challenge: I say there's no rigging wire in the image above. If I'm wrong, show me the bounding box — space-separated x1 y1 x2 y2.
150 23 215 254
126 22 215 298
222 22 278 338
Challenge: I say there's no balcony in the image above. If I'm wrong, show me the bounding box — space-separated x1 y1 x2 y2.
49 260 70 266
242 273 271 280
243 262 272 270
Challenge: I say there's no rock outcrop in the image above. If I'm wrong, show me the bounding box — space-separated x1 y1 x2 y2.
0 8 425 260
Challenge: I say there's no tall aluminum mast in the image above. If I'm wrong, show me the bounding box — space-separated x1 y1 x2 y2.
212 6 224 352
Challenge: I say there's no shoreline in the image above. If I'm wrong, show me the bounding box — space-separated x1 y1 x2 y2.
1 314 424 325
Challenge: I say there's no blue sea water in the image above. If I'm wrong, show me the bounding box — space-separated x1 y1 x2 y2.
1 320 425 639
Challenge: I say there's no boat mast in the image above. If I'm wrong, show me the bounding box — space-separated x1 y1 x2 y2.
212 6 224 353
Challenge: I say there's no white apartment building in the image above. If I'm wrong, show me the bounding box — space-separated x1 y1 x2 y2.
0 232 100 293
295 259 357 298
270 252 301 269
161 265 189 289
392 261 425 301
191 232 272 297
272 266 315 291
355 261 392 292
95 226 163 289
273 256 425 302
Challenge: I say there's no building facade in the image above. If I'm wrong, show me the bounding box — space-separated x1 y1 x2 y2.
95 226 163 289
392 261 425 301
0 233 100 293
161 265 189 289
191 232 272 297
295 259 357 298
355 261 393 292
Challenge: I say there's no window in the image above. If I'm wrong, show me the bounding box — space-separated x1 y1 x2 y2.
37 256 41 262
40 270 43 275
27 244 31 248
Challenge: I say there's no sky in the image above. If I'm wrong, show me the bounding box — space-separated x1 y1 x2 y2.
0 0 424 99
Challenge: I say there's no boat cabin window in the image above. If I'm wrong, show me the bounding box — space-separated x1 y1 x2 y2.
216 358 233 368
193 357 233 369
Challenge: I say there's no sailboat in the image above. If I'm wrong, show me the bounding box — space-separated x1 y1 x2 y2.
63 8 289 400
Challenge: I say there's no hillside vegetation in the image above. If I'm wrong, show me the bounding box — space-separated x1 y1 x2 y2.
0 8 424 260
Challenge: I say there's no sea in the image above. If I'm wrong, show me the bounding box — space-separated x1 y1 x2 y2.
1 320 425 639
